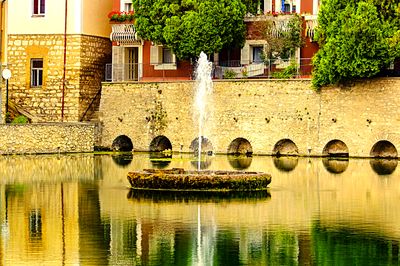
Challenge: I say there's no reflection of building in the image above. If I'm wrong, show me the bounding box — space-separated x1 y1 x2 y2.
2 0 112 122
0 155 113 265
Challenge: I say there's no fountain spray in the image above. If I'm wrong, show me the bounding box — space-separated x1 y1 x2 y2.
194 52 213 170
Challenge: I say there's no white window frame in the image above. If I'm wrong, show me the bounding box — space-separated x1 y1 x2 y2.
31 59 43 87
252 46 264 63
32 0 45 16
150 45 177 70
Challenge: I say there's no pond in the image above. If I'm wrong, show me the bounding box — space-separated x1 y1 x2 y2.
0 153 399 265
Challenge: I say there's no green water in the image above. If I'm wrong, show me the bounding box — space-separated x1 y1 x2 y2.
0 153 398 265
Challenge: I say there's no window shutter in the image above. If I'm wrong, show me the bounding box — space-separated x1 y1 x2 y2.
150 45 160 65
241 44 250 65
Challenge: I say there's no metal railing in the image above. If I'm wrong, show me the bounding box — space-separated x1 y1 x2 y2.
104 59 317 82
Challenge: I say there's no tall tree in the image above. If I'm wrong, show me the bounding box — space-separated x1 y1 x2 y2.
132 0 248 60
312 0 400 88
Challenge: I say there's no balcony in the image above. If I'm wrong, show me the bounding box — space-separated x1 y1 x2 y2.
108 11 141 45
110 24 141 45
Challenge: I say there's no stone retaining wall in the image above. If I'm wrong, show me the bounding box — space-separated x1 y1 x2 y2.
100 78 400 157
0 123 99 154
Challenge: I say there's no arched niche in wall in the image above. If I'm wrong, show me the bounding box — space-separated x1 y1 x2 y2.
149 135 172 152
272 139 299 156
227 138 253 155
112 135 133 152
189 136 213 155
370 140 398 158
322 139 349 157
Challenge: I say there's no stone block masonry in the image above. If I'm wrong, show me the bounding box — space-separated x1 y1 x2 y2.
4 34 111 122
100 78 400 157
0 123 99 154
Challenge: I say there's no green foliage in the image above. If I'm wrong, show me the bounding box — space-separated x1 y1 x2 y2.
132 0 247 60
147 100 168 134
5 112 11 123
312 0 400 88
255 14 304 60
271 62 299 78
11 115 29 124
223 69 238 79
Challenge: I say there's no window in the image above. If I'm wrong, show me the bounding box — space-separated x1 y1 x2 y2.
31 59 43 87
162 48 173 64
252 46 264 63
124 3 133 12
33 0 45 15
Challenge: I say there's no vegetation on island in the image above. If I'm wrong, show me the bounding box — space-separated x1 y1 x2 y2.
312 0 400 88
132 0 260 60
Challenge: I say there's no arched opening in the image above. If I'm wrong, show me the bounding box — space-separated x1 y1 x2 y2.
272 139 299 156
322 158 349 174
273 157 298 172
370 159 398 175
111 135 133 152
370 140 398 158
227 138 253 155
149 135 172 152
322 140 349 157
228 155 252 170
189 136 213 154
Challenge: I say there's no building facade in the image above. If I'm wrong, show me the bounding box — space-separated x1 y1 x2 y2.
108 0 319 82
1 0 113 122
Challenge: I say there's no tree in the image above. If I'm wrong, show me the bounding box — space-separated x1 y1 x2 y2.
132 0 249 60
252 14 304 60
312 0 400 88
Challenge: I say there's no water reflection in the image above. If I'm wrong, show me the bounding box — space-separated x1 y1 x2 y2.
370 158 398 175
322 157 349 174
227 155 252 170
127 189 271 202
273 156 298 172
190 155 213 169
0 154 399 265
313 222 399 265
111 152 133 167
149 152 172 169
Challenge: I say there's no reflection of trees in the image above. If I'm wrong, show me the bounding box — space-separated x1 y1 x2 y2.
312 222 399 265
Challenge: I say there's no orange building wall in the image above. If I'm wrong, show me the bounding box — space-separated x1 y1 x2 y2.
112 0 120 11
301 0 313 14
141 41 193 81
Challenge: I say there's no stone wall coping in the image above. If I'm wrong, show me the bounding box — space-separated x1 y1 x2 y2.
0 122 96 127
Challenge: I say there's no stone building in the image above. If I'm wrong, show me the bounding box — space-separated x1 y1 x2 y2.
0 0 112 122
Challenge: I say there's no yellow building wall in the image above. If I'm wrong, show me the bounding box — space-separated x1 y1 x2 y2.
7 0 111 37
82 0 112 38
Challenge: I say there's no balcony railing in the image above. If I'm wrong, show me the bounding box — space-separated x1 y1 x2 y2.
105 59 314 82
110 24 141 45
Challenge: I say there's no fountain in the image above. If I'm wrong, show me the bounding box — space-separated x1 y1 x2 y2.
194 52 213 169
127 52 271 191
